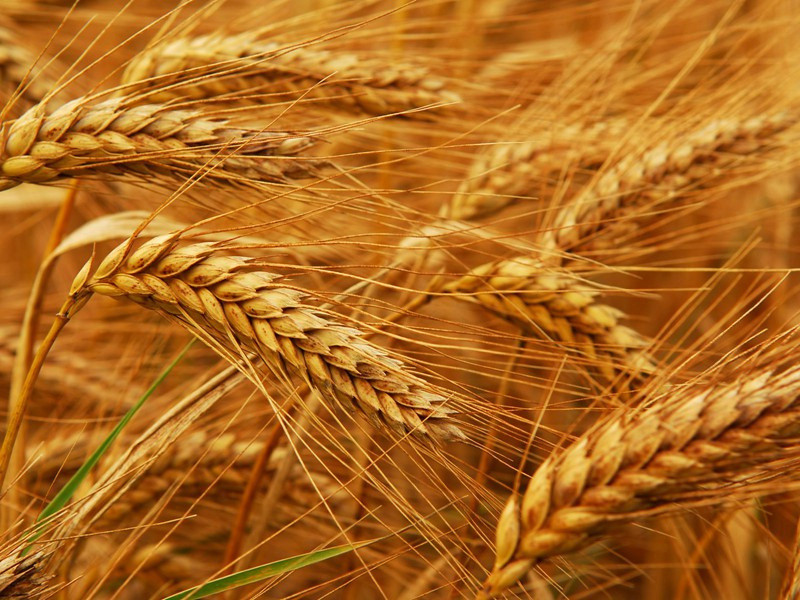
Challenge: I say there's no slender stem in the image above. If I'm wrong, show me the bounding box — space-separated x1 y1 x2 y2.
6 181 79 523
0 297 75 493
222 417 287 572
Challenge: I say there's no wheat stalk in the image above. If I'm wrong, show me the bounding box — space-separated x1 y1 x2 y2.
67 235 466 443
123 32 460 116
481 362 800 597
442 255 656 391
0 96 326 191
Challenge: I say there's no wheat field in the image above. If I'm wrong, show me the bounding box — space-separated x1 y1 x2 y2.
2 1 800 598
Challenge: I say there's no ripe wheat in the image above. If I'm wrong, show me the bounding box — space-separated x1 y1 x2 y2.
482 363 800 597
123 32 460 116
67 235 466 443
0 96 325 190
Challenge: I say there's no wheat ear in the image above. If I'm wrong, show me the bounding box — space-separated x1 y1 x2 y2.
445 119 625 221
123 32 460 116
443 256 655 391
0 96 325 191
98 431 286 521
543 112 795 254
68 236 465 444
481 364 800 597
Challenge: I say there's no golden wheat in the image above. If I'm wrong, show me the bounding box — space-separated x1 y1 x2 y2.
482 362 800 597
0 96 325 190
67 235 466 443
123 31 460 116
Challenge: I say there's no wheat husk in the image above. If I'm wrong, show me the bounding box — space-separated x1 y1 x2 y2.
443 256 656 391
0 96 326 191
544 112 796 254
482 363 800 597
445 119 626 221
123 32 460 116
67 236 466 443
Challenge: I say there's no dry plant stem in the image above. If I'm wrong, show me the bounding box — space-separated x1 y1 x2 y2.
0 97 325 190
123 32 460 116
222 418 286 573
0 547 51 598
543 112 796 254
69 237 465 443
443 257 655 392
5 180 79 527
241 395 320 570
482 364 800 597
0 298 73 494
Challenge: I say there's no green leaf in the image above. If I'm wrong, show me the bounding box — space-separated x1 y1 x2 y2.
27 340 195 548
163 539 379 600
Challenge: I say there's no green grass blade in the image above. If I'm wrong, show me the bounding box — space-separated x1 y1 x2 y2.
163 539 379 600
28 340 195 545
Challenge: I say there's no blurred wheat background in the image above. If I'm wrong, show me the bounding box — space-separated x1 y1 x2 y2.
2 0 800 598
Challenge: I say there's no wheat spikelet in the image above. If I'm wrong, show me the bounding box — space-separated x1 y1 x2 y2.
0 96 326 191
123 32 460 116
442 255 655 391
543 112 796 254
97 431 285 521
30 428 262 497
482 363 800 597
0 326 126 405
445 119 626 221
67 236 466 443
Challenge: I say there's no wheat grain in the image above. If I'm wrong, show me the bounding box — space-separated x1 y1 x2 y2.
444 119 625 221
0 96 326 191
481 363 800 597
67 236 466 443
442 255 656 391
123 32 460 116
543 112 796 255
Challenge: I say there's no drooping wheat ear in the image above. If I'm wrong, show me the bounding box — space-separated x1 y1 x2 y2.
99 431 285 522
0 96 326 191
30 429 265 498
481 364 800 597
123 32 460 116
444 119 626 221
68 236 466 444
0 325 126 404
0 22 50 109
442 255 655 392
543 112 796 255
